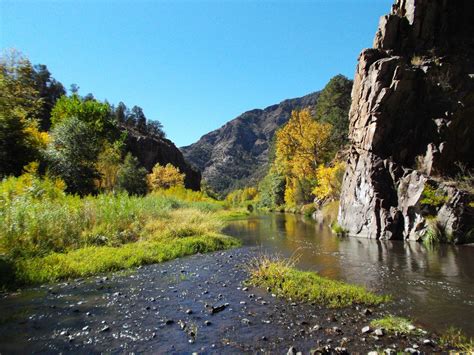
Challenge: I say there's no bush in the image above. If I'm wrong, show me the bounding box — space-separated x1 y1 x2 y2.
420 183 448 208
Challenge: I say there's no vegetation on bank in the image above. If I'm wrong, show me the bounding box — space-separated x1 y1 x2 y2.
0 172 240 288
440 327 474 353
247 255 389 308
370 316 418 335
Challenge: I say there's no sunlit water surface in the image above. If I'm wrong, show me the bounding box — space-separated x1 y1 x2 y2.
224 213 474 336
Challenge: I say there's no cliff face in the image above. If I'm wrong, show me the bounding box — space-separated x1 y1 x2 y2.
339 0 474 242
124 128 201 190
181 92 319 195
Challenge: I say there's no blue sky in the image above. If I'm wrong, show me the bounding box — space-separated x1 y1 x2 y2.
1 0 392 147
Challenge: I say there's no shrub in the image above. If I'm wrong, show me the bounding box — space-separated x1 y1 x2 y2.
420 183 448 208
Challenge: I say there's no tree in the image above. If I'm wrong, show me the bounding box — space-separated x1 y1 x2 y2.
275 109 333 178
32 64 65 130
116 153 148 195
50 94 114 136
314 74 352 152
147 163 185 191
257 167 285 208
147 120 165 138
312 161 346 202
0 49 45 177
114 102 128 125
274 109 332 206
130 105 147 132
96 141 123 192
47 117 101 195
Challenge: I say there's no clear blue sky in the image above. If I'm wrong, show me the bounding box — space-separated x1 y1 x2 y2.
1 0 392 147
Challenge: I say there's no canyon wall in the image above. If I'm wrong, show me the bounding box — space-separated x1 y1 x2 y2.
338 0 474 242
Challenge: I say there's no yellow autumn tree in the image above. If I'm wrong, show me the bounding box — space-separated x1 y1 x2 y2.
275 109 332 206
312 161 346 201
147 163 185 191
96 141 122 192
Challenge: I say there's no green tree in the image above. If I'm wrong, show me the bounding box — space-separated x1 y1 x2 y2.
314 74 352 152
47 117 100 195
0 49 45 177
257 168 286 208
50 94 114 136
116 153 148 195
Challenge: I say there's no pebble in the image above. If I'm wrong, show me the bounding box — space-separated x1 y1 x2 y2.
185 309 193 314
374 328 384 336
423 339 433 346
287 346 297 355
362 326 371 334
100 325 110 332
204 320 212 326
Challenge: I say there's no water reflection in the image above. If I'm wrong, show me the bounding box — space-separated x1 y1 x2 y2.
224 213 474 335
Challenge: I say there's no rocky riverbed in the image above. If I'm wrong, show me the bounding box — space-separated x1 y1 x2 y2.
0 247 444 353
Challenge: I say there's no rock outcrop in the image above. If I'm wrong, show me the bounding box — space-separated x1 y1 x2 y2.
339 0 474 242
181 92 319 196
125 128 201 190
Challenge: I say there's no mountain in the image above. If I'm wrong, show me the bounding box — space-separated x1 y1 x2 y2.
124 126 201 190
338 0 474 242
181 92 320 195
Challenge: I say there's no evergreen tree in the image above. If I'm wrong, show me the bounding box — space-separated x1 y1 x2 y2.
314 74 353 152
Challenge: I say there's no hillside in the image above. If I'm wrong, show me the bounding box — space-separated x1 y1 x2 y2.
181 92 320 195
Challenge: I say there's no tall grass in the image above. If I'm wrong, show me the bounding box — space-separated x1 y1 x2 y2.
0 174 240 287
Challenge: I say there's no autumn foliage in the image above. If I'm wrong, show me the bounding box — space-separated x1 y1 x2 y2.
147 163 185 191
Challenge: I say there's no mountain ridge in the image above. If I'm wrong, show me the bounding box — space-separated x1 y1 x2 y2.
181 91 320 195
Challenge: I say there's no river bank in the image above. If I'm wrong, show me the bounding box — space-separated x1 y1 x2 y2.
0 247 447 353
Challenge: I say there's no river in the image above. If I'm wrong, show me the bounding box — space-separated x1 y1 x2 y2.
224 213 474 336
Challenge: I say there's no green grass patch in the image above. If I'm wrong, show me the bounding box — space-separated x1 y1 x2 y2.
247 255 390 308
370 315 418 335
217 208 251 221
11 234 239 286
331 222 349 236
440 327 474 352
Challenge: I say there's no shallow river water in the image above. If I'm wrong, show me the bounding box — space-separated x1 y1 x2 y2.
224 213 474 336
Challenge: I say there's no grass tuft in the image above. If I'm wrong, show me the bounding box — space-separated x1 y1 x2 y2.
370 315 418 335
440 327 474 352
247 255 390 308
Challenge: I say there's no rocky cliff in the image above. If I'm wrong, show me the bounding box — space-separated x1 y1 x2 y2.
181 92 319 195
338 0 474 242
124 128 201 190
